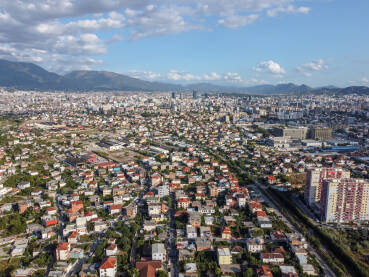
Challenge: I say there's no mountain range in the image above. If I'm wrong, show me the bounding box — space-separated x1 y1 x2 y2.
0 59 368 95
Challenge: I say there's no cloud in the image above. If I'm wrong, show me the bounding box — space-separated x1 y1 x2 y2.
296 59 328 77
0 0 312 71
167 70 244 82
248 78 270 85
125 5 200 40
267 5 310 17
128 69 243 83
348 77 369 86
223 72 243 82
254 60 286 76
218 14 259 28
361 77 369 83
47 57 104 73
128 70 162 80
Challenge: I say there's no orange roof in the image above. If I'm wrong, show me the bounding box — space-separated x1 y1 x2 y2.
69 231 78 238
107 244 117 250
100 257 116 269
57 242 69 251
256 211 267 217
136 261 162 270
139 265 155 277
222 226 231 234
178 198 190 203
110 204 122 210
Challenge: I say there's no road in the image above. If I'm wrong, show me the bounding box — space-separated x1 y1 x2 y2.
67 231 105 277
253 184 336 277
248 184 298 233
46 195 65 277
291 193 320 222
168 192 178 277
130 167 150 268
205 150 336 277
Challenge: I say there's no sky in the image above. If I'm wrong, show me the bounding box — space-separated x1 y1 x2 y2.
0 0 368 87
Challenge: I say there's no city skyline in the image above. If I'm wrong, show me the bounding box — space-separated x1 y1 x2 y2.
0 0 368 87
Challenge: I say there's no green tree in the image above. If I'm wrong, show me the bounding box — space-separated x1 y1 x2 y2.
156 270 168 277
243 268 253 277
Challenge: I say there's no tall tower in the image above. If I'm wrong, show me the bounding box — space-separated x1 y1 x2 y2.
192 90 198 99
321 178 369 223
171 92 176 99
304 168 350 207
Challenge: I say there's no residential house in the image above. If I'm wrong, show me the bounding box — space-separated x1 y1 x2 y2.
99 257 117 277
152 243 166 262
217 248 232 265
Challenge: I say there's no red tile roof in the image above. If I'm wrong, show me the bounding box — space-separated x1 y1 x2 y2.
100 257 116 269
57 242 69 251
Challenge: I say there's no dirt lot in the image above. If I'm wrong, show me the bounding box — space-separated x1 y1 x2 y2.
108 149 143 163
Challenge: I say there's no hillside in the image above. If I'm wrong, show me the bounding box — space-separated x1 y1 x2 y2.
0 59 368 95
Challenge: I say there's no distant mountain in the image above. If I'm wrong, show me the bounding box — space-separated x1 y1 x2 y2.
0 59 368 95
0 59 63 89
312 86 369 95
0 59 182 92
185 83 312 94
63 70 182 91
245 83 312 94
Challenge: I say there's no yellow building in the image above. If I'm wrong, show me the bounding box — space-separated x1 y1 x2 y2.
217 248 232 265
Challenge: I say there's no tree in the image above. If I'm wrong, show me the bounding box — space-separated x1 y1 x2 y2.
128 268 140 277
243 268 253 277
156 270 168 277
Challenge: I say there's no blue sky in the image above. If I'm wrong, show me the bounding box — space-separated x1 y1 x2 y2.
0 0 368 87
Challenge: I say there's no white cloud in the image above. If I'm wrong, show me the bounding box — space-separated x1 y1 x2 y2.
254 60 286 76
166 70 244 82
128 69 243 83
248 78 270 85
223 72 243 82
348 77 369 86
296 59 328 77
267 5 310 17
129 70 162 80
218 14 259 28
202 72 222 81
360 77 369 84
0 0 312 71
125 5 200 40
167 70 203 81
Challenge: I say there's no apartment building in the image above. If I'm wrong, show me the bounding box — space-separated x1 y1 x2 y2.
320 178 369 223
304 168 350 207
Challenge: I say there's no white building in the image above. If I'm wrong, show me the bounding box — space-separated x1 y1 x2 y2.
304 168 350 207
99 257 117 277
246 238 264 253
158 185 169 198
320 178 369 223
152 243 166 262
186 225 197 239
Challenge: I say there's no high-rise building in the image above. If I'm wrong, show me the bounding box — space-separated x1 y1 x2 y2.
304 168 350 207
320 178 369 223
192 90 198 99
273 127 308 140
171 92 176 99
309 127 332 140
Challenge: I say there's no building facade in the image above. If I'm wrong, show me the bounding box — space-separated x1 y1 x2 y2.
304 168 350 207
273 127 308 140
320 178 369 223
309 127 332 140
